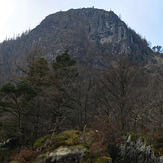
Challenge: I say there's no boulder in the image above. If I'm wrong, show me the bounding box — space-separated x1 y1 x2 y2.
115 135 163 163
33 130 112 163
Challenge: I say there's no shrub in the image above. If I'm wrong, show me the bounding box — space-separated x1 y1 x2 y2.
11 146 37 163
90 115 123 146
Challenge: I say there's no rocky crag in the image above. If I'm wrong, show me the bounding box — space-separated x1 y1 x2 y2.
0 8 159 79
1 130 163 163
115 135 163 163
33 133 163 163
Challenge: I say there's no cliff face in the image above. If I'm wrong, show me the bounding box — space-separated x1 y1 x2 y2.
0 8 158 78
34 8 153 65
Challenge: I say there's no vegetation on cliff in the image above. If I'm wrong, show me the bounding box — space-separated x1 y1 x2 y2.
0 48 162 162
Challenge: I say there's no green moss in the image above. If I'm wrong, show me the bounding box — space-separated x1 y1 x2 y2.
33 130 113 162
85 156 111 163
53 130 80 142
34 135 50 151
95 156 112 163
129 132 149 144
80 131 100 149
34 153 47 163
51 130 81 149
33 130 81 152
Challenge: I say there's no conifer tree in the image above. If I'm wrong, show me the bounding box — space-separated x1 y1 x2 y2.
0 81 37 145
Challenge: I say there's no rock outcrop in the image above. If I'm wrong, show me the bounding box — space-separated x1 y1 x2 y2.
114 135 163 163
6 131 163 163
33 130 112 163
32 131 163 163
0 7 159 82
36 146 87 163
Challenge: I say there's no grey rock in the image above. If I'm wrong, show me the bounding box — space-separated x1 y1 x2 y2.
115 136 163 163
0 8 156 84
34 146 87 163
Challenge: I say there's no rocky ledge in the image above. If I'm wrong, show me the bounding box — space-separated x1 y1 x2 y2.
33 130 111 163
7 130 163 163
115 135 163 163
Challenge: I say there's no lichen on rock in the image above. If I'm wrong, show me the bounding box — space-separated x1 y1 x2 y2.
116 134 163 163
33 129 111 163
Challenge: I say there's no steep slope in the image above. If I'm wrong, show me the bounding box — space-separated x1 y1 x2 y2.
0 8 159 77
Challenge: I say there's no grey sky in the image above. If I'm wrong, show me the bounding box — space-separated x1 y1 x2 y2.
0 0 162 47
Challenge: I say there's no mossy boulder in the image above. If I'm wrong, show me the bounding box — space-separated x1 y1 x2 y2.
37 146 87 163
51 130 81 149
33 130 112 163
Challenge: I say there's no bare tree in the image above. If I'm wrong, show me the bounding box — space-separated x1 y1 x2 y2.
66 66 98 129
97 57 144 130
144 70 163 136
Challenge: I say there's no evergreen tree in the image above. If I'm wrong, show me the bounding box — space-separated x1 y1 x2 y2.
27 57 50 92
0 81 37 145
